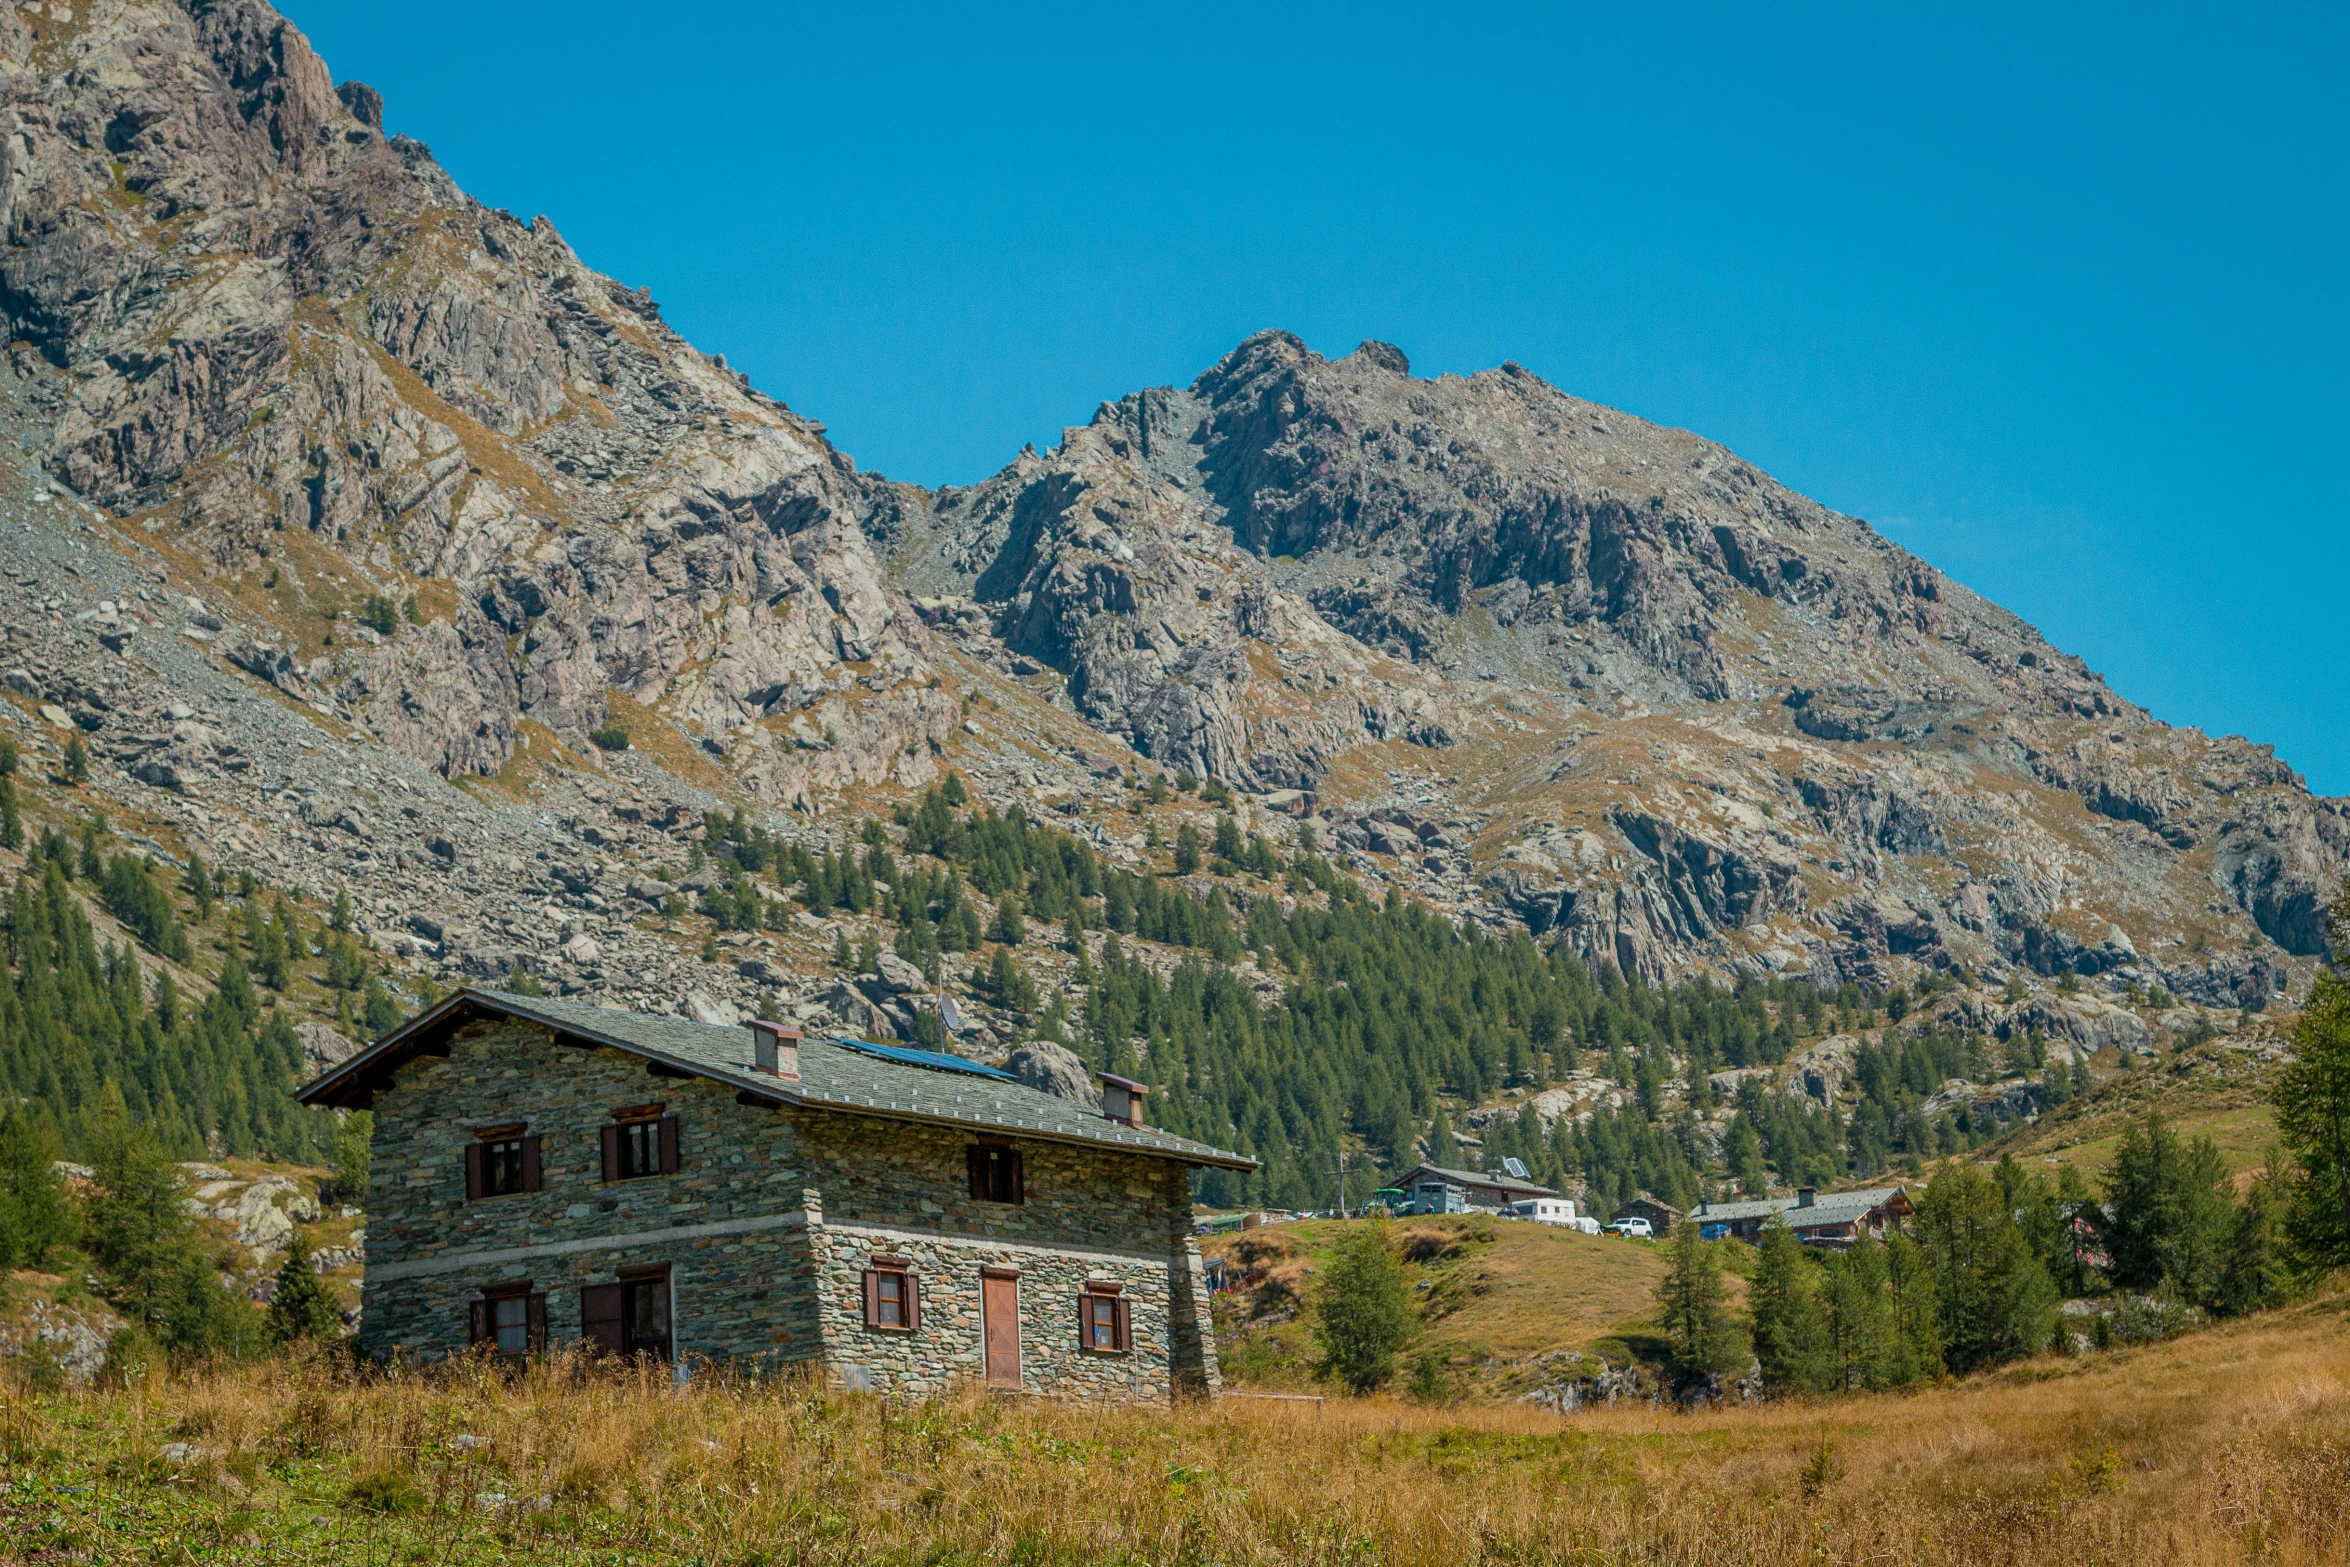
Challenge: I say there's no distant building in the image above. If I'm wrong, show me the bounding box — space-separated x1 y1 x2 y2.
1686 1186 1912 1249
1506 1196 1598 1232
1392 1163 1559 1215
1609 1194 1684 1236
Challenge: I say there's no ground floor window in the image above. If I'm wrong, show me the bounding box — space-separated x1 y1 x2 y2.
863 1258 920 1332
1078 1283 1129 1353
470 1285 545 1357
583 1267 673 1360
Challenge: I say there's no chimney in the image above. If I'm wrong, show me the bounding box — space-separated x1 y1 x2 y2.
1098 1071 1149 1129
1797 1186 1816 1208
749 1020 801 1082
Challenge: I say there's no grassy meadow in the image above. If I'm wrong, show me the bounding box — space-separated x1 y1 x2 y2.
0 1292 2343 1565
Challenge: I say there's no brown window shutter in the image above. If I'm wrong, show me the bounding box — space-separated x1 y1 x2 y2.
905 1273 920 1334
581 1283 625 1355
469 1298 489 1345
1077 1291 1091 1348
600 1124 621 1183
1113 1296 1130 1352
862 1269 880 1329
658 1115 680 1174
464 1142 485 1201
966 1146 984 1200
520 1135 542 1192
526 1291 547 1353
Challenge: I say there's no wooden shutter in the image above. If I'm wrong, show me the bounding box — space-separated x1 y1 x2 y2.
966 1146 985 1200
601 1124 621 1182
469 1298 489 1346
1113 1296 1130 1352
581 1283 625 1355
904 1272 920 1334
464 1142 485 1200
658 1115 680 1174
862 1269 880 1329
520 1135 543 1193
1077 1291 1092 1348
526 1291 547 1353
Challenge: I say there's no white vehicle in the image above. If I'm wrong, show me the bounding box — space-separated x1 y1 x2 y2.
1604 1217 1654 1239
1508 1197 1580 1226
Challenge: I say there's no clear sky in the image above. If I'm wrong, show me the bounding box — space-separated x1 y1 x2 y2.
288 2 2348 791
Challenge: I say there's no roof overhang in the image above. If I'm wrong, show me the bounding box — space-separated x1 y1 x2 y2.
296 988 1259 1172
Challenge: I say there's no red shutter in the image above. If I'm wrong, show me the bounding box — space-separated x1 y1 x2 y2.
658 1115 680 1174
1113 1296 1130 1352
905 1273 920 1334
526 1291 547 1353
520 1135 542 1192
464 1142 485 1201
601 1124 621 1182
469 1298 489 1346
862 1269 880 1329
581 1283 625 1355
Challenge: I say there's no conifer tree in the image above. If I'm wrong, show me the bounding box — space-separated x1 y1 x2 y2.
2278 894 2350 1274
2103 1112 2233 1306
1917 1162 2056 1372
1747 1213 1827 1394
266 1231 344 1347
0 1112 74 1268
1657 1223 1746 1380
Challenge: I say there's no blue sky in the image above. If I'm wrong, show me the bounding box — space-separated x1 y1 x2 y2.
291 2 2348 791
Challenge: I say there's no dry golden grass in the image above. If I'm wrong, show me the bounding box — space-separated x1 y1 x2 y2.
6 1294 2347 1564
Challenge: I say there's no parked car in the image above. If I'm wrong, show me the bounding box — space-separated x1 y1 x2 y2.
1603 1217 1654 1239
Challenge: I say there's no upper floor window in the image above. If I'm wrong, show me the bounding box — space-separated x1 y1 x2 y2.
602 1105 679 1181
465 1125 540 1200
967 1142 1023 1205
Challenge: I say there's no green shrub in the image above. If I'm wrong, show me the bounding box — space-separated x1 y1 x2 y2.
589 722 630 752
359 595 399 635
346 1466 426 1515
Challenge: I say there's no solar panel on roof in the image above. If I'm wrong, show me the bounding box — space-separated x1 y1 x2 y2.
828 1036 1018 1082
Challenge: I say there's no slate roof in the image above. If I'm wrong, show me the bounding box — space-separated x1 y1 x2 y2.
1397 1162 1561 1200
296 988 1257 1172
1688 1186 1908 1230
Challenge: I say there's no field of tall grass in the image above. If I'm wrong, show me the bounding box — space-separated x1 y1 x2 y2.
0 1292 2345 1565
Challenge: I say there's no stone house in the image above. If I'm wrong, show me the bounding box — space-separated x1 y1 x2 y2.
1686 1186 1912 1249
1608 1193 1684 1236
1392 1162 1560 1214
297 988 1256 1400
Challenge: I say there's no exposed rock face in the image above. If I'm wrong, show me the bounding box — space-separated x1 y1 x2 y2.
0 0 952 794
881 331 2347 997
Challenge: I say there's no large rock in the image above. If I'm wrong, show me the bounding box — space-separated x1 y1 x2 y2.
1006 1042 1101 1107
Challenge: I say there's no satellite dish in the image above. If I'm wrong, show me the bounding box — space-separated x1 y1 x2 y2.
939 994 966 1034
1502 1157 1529 1180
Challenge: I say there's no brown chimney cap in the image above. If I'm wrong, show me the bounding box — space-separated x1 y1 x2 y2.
747 1019 802 1039
1097 1072 1148 1094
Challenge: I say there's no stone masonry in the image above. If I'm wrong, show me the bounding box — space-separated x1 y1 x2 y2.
360 1016 1220 1399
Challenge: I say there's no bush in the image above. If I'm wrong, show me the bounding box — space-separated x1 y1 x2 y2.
1314 1220 1415 1393
359 595 399 635
346 1466 426 1516
589 722 630 752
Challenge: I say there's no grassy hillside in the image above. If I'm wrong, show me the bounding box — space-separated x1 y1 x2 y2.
1204 1215 1680 1397
1976 1031 2288 1187
1 1293 2345 1565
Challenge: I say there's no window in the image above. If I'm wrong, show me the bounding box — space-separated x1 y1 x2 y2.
967 1142 1023 1205
464 1125 541 1200
582 1267 673 1359
601 1106 679 1182
469 1285 545 1357
1078 1283 1129 1353
862 1257 920 1333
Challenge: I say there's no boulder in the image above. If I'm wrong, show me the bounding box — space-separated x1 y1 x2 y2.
873 951 927 994
1007 1041 1101 1107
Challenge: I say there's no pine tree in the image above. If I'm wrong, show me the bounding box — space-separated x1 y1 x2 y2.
1747 1213 1827 1394
1657 1223 1746 1380
2278 900 2350 1274
0 1112 74 1268
2103 1112 2234 1306
1917 1161 2056 1372
2213 1170 2292 1316
1820 1233 1896 1391
1313 1220 1415 1392
1173 823 1202 875
990 892 1025 946
266 1231 344 1346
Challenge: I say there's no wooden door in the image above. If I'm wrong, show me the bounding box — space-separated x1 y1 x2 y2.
981 1269 1020 1388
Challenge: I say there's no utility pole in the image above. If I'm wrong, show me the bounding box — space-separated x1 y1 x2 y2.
1332 1144 1349 1219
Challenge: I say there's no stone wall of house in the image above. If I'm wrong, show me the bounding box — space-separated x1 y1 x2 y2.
358 1016 1222 1401
798 1115 1220 1401
361 1016 821 1369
